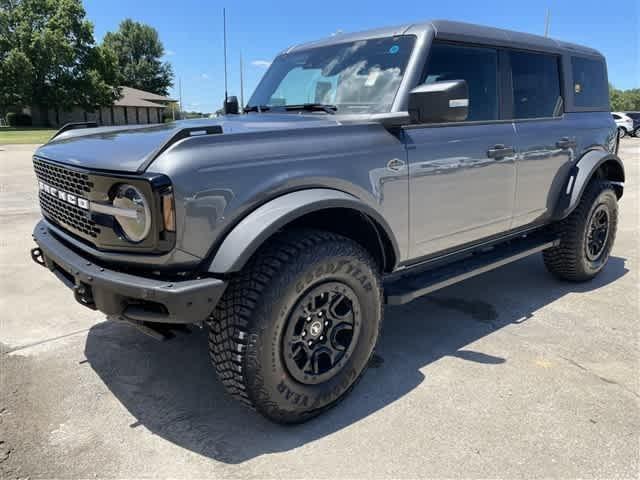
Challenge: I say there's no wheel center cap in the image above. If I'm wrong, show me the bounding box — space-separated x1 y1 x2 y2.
309 320 323 337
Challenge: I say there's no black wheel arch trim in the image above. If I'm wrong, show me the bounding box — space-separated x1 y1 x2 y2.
553 150 625 221
207 188 401 274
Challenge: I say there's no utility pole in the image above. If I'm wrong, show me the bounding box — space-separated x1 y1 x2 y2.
240 52 244 111
223 8 229 107
544 8 551 37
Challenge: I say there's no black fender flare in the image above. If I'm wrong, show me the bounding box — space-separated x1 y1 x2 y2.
207 188 401 274
553 150 625 220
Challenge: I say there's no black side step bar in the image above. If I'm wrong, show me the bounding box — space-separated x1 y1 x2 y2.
385 233 560 305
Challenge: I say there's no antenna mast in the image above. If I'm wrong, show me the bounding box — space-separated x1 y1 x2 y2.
223 8 228 105
544 8 551 37
240 52 244 110
179 77 183 119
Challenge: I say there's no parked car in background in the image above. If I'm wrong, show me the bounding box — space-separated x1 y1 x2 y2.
623 111 640 137
612 112 634 138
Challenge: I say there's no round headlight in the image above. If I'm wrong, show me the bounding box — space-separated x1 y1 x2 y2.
113 184 151 242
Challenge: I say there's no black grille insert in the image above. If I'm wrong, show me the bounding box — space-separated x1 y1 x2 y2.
38 190 101 238
33 157 94 196
33 158 101 240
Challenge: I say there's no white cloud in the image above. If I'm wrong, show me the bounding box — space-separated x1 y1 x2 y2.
165 49 176 56
200 73 209 79
251 60 271 68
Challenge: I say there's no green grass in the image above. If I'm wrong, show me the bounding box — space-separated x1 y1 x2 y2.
0 127 57 145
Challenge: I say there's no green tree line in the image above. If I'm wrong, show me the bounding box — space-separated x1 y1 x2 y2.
609 85 640 112
1 0 173 122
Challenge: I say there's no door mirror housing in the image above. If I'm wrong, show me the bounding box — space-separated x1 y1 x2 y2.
224 96 240 115
408 80 469 124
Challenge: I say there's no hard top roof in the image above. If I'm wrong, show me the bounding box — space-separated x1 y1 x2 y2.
287 19 603 58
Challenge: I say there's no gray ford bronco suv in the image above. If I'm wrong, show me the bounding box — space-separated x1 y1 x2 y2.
30 20 624 423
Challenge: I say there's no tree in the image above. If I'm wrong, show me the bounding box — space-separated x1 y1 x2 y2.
102 19 174 96
0 0 120 117
610 84 640 111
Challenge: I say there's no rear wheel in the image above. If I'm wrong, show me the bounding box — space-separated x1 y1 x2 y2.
543 180 618 281
207 229 382 423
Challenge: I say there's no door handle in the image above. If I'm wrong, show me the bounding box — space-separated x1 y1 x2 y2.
487 144 515 159
556 137 577 149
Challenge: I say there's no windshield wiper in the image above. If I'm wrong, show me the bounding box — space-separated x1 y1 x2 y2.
284 103 337 114
244 105 271 113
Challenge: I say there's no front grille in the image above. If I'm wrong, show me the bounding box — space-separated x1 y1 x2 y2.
38 190 101 238
33 157 101 241
33 157 94 197
33 156 167 253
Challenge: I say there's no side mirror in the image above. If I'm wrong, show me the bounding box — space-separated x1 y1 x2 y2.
224 96 240 115
408 80 469 124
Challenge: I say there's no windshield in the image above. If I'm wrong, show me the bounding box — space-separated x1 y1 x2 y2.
247 35 416 114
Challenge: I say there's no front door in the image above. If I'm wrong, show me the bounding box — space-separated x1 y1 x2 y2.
404 42 517 260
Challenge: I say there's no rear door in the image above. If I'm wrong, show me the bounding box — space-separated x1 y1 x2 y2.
507 50 575 228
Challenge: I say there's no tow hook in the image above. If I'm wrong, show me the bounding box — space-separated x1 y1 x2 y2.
74 283 97 310
30 247 46 267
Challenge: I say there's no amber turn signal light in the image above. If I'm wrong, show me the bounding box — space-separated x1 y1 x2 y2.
161 191 176 232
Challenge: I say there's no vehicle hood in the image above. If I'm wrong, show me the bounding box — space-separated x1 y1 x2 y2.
35 114 341 173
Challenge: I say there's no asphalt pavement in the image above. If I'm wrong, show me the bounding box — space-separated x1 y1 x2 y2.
1 139 638 478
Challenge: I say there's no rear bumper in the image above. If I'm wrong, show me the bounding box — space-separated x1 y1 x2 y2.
31 220 227 324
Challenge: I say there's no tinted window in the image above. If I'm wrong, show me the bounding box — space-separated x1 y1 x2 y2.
423 43 498 121
571 56 608 108
509 51 562 118
612 114 621 119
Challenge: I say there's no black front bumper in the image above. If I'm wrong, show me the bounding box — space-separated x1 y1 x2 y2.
31 220 227 324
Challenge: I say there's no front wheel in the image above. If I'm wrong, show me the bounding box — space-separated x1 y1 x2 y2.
543 180 618 281
618 127 627 139
207 229 382 423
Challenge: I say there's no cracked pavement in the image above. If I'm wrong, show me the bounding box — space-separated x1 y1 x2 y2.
1 141 638 478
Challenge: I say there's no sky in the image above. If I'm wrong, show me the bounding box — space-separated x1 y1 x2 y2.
84 0 638 113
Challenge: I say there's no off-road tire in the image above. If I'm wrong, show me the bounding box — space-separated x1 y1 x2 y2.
543 180 618 281
207 228 383 424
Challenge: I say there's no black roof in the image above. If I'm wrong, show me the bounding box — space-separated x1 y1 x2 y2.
288 19 603 58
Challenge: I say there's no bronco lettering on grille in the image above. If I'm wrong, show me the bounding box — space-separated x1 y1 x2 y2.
38 181 89 210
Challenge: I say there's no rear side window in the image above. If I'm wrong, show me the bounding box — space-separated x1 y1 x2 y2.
509 51 562 119
422 43 499 122
571 56 608 109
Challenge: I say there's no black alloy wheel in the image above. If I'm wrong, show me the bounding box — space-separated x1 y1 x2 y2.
283 282 361 385
585 204 610 261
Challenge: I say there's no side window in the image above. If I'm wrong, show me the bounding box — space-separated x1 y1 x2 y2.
571 56 609 109
509 51 562 119
612 114 621 120
422 43 499 122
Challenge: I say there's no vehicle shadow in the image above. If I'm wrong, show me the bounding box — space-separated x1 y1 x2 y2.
84 254 628 464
